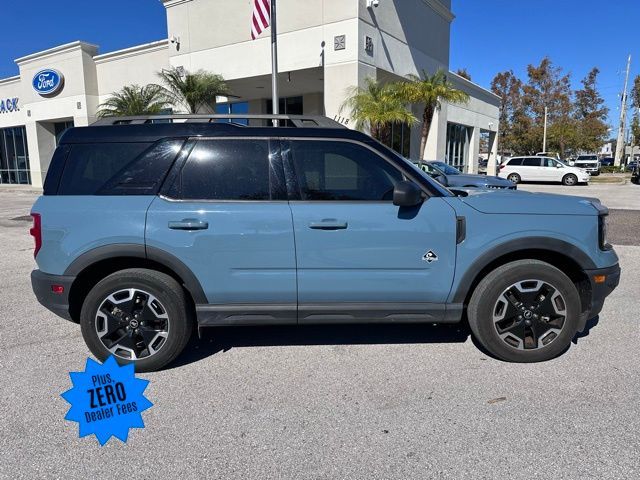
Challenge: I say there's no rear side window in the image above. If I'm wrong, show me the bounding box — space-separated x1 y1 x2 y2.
522 158 541 167
507 158 523 166
58 143 148 195
171 139 272 200
43 145 70 195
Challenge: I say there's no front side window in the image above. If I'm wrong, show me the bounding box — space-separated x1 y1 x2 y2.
290 140 403 201
174 139 272 200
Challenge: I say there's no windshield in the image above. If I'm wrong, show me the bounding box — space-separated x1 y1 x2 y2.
577 155 598 161
430 161 462 175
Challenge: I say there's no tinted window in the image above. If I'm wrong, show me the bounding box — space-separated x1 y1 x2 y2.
58 143 152 195
543 158 556 167
97 139 185 195
290 140 403 201
508 158 523 166
176 139 271 200
522 158 541 167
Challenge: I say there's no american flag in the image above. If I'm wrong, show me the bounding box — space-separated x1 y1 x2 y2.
251 0 271 40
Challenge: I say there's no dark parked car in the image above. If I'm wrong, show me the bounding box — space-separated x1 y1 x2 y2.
600 157 615 167
626 161 638 172
414 160 516 190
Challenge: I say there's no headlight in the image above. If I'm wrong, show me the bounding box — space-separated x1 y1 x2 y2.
598 214 611 250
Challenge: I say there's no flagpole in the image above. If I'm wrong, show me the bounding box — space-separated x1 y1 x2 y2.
271 0 279 125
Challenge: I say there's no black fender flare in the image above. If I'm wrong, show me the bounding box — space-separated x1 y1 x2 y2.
64 243 208 304
451 236 596 304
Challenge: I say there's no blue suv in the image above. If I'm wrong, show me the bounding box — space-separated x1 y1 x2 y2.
30 115 620 371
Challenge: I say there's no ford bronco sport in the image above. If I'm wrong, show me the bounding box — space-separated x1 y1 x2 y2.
30 114 620 371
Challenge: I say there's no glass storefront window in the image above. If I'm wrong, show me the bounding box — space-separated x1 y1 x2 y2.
446 123 471 171
0 126 31 185
54 120 74 145
215 102 250 125
386 122 411 158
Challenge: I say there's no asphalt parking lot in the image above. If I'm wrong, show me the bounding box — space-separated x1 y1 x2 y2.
1 186 639 479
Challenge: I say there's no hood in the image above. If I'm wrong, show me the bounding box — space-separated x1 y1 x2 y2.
448 188 602 216
447 174 514 188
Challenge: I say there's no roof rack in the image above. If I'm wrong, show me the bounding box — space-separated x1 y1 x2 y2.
91 114 346 129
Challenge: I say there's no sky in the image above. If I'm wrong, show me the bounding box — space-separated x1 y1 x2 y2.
450 0 640 128
0 0 637 127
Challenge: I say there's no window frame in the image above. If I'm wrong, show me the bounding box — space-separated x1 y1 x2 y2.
281 137 429 203
160 136 287 203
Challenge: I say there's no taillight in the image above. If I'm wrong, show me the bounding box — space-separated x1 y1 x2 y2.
499 164 505 170
30 213 42 258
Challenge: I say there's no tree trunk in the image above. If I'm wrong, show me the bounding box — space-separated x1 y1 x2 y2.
371 124 380 140
420 105 434 160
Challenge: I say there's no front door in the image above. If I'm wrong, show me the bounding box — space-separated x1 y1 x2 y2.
146 137 297 325
284 139 458 323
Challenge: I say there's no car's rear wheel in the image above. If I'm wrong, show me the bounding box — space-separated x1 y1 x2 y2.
507 173 521 184
562 173 578 186
80 269 193 372
467 260 581 363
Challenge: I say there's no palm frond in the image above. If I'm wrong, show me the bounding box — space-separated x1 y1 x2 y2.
340 78 417 137
157 67 231 113
96 84 172 117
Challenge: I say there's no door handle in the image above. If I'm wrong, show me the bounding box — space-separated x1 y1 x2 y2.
168 219 209 231
309 219 348 230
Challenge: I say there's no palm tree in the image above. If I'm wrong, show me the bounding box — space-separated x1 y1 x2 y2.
96 84 172 117
157 67 230 113
397 69 470 159
341 78 417 143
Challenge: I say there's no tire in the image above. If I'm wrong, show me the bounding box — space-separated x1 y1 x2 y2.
467 260 581 363
80 268 193 372
507 173 521 184
562 173 578 186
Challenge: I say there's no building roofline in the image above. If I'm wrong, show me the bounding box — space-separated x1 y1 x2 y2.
94 39 169 64
0 75 21 85
423 0 455 23
15 40 99 65
449 71 500 103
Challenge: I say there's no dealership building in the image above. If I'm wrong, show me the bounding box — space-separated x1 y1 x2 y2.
0 0 500 188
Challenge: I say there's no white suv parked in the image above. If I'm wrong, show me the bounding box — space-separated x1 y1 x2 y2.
499 156 590 186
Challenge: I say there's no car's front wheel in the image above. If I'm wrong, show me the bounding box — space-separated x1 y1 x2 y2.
80 269 194 372
467 260 581 363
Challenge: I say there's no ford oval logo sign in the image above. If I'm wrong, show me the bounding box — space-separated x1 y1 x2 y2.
32 69 64 96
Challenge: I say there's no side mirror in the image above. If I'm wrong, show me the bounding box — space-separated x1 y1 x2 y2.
556 164 562 168
393 180 423 207
435 174 448 186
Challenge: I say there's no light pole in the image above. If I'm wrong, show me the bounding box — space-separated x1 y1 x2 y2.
542 106 548 153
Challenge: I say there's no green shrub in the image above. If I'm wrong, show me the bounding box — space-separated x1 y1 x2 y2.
600 166 625 174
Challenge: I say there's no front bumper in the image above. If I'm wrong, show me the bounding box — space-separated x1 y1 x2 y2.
31 270 76 322
578 263 621 331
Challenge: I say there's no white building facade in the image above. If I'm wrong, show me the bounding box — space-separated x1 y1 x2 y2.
0 0 500 188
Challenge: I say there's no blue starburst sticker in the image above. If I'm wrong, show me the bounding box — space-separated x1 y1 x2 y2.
61 356 153 445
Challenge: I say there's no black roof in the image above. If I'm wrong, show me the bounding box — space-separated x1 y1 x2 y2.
59 121 372 144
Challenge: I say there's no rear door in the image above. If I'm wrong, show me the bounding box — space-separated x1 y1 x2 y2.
146 137 297 324
284 138 458 323
521 157 543 180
